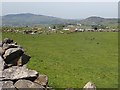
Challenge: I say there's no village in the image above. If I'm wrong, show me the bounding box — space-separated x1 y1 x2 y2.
1 23 119 35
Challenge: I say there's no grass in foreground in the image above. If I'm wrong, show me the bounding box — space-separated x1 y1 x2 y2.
3 32 118 88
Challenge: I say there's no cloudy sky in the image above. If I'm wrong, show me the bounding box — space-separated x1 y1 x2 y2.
1 2 118 19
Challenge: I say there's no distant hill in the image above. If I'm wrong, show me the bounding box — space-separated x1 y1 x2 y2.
2 13 78 26
1 13 117 27
80 16 117 26
80 16 105 25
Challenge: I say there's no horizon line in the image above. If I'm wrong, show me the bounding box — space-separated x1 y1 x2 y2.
1 13 118 19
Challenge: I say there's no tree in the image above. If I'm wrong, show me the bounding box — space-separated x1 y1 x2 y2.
53 26 56 29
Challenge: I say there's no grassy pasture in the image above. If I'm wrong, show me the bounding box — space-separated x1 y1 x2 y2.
2 32 118 88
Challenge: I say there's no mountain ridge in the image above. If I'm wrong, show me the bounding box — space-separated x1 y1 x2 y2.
1 13 117 26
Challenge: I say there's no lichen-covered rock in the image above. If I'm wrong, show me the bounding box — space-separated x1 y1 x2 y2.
34 75 48 86
14 79 44 89
83 81 96 90
3 66 38 81
2 81 16 89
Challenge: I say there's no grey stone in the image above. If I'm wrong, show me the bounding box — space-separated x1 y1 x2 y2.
14 79 44 89
83 81 96 90
2 38 13 44
2 81 15 88
0 56 5 79
0 82 3 90
17 54 31 66
0 81 16 90
3 66 38 81
0 47 4 56
0 51 3 90
2 43 19 50
3 48 24 66
34 75 48 86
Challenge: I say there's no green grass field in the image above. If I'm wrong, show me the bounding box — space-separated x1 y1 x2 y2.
2 32 118 88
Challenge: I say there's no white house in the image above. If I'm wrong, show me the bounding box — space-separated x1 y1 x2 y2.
63 28 70 31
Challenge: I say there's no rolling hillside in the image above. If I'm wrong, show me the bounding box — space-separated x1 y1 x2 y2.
80 16 118 28
2 13 78 26
1 13 118 27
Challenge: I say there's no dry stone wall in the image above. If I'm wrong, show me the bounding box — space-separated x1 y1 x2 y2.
0 38 48 90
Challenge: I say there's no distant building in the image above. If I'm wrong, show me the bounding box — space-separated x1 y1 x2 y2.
67 25 74 28
77 23 81 26
63 28 70 31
